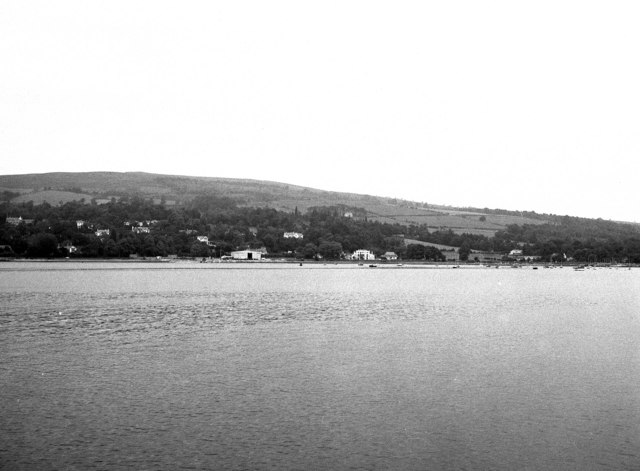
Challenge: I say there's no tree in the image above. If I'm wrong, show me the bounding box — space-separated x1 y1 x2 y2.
298 243 318 259
406 244 426 260
458 241 471 261
26 233 58 258
104 238 119 257
116 235 140 257
424 246 445 261
141 235 157 257
318 240 343 260
190 241 210 258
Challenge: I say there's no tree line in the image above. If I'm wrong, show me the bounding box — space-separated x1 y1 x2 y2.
1 195 639 262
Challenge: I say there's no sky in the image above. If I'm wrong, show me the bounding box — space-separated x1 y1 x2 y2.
1 1 639 222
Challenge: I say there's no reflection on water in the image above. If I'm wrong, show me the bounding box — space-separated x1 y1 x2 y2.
1 262 639 470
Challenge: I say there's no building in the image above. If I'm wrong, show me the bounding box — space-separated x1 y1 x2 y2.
95 229 110 237
197 235 216 246
230 249 263 260
382 251 398 261
132 226 150 234
283 232 304 239
60 241 78 254
351 249 375 261
509 249 523 257
76 220 85 229
6 216 33 226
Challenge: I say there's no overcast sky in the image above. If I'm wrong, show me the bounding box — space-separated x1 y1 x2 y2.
1 1 639 222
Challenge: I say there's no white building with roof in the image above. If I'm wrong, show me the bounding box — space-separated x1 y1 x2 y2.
351 249 375 261
230 249 263 260
283 232 304 239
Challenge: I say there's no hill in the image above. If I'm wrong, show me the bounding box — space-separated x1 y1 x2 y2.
0 171 549 236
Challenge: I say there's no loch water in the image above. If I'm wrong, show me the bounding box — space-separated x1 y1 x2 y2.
1 262 639 470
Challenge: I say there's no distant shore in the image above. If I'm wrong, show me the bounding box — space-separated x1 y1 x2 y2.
1 257 636 269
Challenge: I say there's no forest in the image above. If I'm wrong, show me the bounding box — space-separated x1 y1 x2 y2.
1 195 640 263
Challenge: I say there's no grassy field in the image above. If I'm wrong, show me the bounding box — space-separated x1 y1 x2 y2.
11 190 95 205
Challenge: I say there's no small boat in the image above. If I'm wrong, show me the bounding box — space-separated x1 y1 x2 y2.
369 264 377 268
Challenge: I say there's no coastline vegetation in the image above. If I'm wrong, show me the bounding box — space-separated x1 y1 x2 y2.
1 194 639 263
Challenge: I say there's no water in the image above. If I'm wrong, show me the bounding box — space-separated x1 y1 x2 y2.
1 262 639 470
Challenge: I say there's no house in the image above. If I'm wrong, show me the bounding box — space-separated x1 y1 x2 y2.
0 244 14 254
344 212 353 218
6 216 33 226
283 232 304 239
381 251 398 261
95 229 110 237
351 249 375 261
509 249 523 257
76 220 85 229
230 249 263 260
249 227 258 237
132 226 150 234
60 241 78 254
197 235 216 247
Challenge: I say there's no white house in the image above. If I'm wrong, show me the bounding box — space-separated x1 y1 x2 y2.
197 235 216 247
60 242 78 254
95 229 110 237
509 249 523 257
351 249 375 261
6 216 33 226
230 249 263 260
132 226 150 234
283 232 304 239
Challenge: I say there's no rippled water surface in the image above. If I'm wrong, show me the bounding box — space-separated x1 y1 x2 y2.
1 262 639 470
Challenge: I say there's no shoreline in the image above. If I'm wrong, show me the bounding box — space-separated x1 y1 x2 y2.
1 257 636 269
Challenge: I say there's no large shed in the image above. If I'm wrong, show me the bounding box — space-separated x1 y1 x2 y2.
230 250 263 260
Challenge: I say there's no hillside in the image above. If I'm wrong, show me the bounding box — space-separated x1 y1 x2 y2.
0 171 549 236
2 171 640 262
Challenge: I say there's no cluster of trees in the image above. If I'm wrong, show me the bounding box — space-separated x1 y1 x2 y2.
496 220 640 263
2 195 640 263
